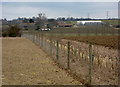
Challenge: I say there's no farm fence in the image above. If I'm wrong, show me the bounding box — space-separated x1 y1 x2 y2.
22 32 119 85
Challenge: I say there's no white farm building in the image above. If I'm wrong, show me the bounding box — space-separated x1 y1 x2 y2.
77 21 105 26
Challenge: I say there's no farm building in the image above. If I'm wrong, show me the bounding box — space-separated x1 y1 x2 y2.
57 22 73 27
58 24 73 27
77 21 105 26
19 23 35 30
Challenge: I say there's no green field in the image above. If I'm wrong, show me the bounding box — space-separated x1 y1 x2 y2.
102 19 119 25
64 19 119 25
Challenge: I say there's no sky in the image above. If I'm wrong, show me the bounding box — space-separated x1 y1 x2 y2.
1 1 119 20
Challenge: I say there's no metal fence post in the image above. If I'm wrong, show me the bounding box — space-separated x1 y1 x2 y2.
67 41 70 69
56 40 59 61
89 44 92 85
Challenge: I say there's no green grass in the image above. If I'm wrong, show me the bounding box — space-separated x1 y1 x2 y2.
102 20 119 25
65 21 77 25
64 20 119 25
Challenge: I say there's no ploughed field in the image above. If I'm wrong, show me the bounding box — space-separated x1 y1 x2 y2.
39 26 120 49
48 35 119 49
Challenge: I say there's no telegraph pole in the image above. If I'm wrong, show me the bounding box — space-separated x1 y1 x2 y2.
88 13 90 19
106 11 109 19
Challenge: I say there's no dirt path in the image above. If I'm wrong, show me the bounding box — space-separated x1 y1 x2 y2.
2 37 82 85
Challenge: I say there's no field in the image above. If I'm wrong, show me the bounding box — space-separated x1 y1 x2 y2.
102 19 119 25
38 32 119 49
24 21 120 49
23 33 119 85
65 19 119 25
2 38 82 85
54 35 119 49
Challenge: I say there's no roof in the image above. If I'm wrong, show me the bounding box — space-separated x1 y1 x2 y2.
77 21 103 24
59 24 73 26
23 23 35 25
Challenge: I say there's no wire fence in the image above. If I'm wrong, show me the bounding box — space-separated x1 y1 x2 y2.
22 32 119 85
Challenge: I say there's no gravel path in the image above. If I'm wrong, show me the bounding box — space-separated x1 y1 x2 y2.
2 37 82 85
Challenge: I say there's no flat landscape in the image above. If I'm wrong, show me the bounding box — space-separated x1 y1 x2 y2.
45 34 119 49
2 37 82 85
60 35 119 49
1 1 119 85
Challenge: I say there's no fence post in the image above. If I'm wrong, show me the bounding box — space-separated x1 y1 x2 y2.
38 33 39 44
37 32 39 44
38 32 39 46
67 41 70 69
34 32 36 43
33 32 35 43
92 54 94 65
50 38 52 55
35 32 37 44
40 32 42 46
29 32 30 40
30 32 32 41
88 44 92 85
41 33 43 47
34 32 35 43
36 32 38 44
28 32 30 40
56 40 59 61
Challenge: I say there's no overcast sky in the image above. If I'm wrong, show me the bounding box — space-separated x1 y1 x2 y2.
1 1 119 20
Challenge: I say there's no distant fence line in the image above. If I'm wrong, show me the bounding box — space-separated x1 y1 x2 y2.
22 32 119 85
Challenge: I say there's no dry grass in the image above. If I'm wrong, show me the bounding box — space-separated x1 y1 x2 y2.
2 37 82 85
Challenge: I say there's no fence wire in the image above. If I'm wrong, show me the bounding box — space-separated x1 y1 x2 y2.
22 32 119 85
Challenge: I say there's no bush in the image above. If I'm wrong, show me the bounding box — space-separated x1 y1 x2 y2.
2 32 8 37
2 25 21 37
35 26 40 31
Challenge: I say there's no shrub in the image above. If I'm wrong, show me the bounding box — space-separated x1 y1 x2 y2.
2 25 21 37
2 32 8 37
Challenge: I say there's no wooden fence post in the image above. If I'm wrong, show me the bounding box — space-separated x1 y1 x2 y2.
67 41 70 69
89 44 92 85
37 33 38 43
35 32 36 43
56 40 59 61
41 33 43 47
40 32 42 46
36 32 37 44
50 38 52 55
33 32 35 43
35 32 37 44
38 32 40 46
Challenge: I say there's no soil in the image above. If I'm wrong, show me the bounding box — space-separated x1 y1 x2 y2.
2 37 82 85
49 35 119 49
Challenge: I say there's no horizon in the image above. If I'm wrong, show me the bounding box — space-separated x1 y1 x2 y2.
1 2 118 20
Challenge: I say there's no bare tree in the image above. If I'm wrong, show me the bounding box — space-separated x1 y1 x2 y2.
35 13 47 30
